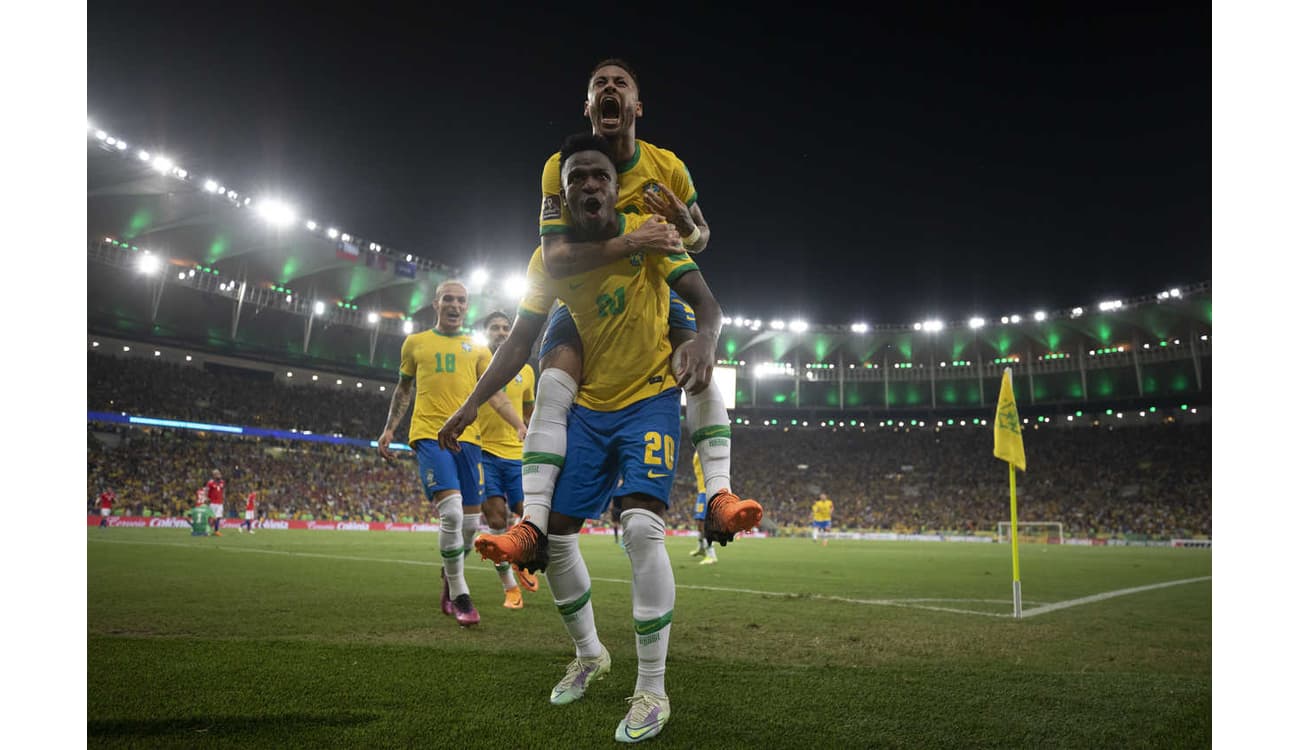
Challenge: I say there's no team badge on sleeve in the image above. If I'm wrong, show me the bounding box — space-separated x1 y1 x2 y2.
541 195 561 221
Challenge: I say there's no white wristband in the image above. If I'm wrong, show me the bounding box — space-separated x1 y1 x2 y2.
682 225 702 249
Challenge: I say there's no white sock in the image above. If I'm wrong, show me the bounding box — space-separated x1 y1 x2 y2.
687 378 732 497
461 512 481 557
706 545 717 560
491 526 518 589
696 532 707 551
521 369 578 535
622 508 674 697
437 494 468 598
545 533 602 658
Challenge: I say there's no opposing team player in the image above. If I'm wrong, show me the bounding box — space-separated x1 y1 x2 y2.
241 490 257 534
476 58 760 573
377 280 527 627
205 470 225 537
96 488 115 528
440 134 723 743
475 310 539 608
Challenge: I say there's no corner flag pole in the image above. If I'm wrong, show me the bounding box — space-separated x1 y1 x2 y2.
992 367 1027 620
1009 461 1022 618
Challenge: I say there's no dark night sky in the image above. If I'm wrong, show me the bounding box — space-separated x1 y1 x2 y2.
87 2 1209 326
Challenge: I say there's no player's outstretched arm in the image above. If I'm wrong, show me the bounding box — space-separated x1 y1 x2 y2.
669 269 722 394
377 374 414 461
486 390 527 441
437 312 545 450
541 216 684 278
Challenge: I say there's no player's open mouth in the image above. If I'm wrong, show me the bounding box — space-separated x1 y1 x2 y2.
582 197 603 216
599 95 620 127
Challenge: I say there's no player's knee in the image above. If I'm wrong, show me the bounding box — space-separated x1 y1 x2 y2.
621 506 666 552
436 494 463 531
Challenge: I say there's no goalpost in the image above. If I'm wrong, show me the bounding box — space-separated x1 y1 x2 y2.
996 521 1064 544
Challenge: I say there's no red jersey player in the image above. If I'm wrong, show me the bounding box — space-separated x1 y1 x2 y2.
241 490 257 534
97 489 115 528
205 470 226 537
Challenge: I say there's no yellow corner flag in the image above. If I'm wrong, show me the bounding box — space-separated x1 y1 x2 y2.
993 367 1027 618
993 368 1027 472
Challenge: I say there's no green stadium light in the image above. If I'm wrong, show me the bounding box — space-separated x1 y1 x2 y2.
1149 407 1156 412
1106 409 1114 415
1076 410 1083 417
1181 404 1188 410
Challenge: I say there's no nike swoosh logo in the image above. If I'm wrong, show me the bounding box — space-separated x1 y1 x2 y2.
647 471 669 479
624 708 663 739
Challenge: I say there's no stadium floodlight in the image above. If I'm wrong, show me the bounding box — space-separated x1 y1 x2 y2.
218 187 226 195
185 355 192 362
341 233 352 242
1033 311 1047 322
789 320 809 333
177 271 186 280
380 386 386 392
402 320 415 334
1009 314 1021 324
123 346 130 352
174 168 188 179
367 312 379 324
470 268 489 288
769 320 786 331
284 295 292 303
255 198 297 228
356 382 363 388
851 322 869 333
1000 316 1009 324
336 379 343 385
472 331 489 348
312 374 319 381
92 341 99 347
150 155 174 174
105 136 117 146
116 140 127 151
138 150 151 161
203 179 219 193
1098 299 1123 312
922 319 944 333
749 319 763 330
406 254 413 262
313 300 325 315
94 130 107 140
721 316 732 325
1169 288 1181 298
136 253 160 275
1071 306 1085 318
913 322 922 331
968 317 985 330
287 372 293 378
504 274 529 300
306 220 318 231
327 227 339 239
154 350 160 356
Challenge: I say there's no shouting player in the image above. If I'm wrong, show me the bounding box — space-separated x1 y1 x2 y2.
377 280 527 627
474 59 760 574
440 134 723 743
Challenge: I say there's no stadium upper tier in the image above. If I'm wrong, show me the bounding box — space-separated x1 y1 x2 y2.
89 127 1210 411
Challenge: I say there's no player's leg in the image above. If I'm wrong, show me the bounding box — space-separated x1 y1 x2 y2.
100 508 109 528
212 506 223 536
544 404 616 705
415 439 477 626
452 443 486 624
609 390 682 742
481 453 522 607
475 307 583 569
611 504 622 546
690 495 708 556
668 293 763 546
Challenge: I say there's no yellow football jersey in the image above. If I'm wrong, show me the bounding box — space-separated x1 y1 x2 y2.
693 452 706 495
812 499 834 522
518 213 699 411
399 329 492 445
476 363 536 460
539 139 698 238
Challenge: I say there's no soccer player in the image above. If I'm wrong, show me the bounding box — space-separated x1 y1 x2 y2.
811 492 834 546
477 58 760 573
688 453 717 564
205 470 225 537
97 488 115 528
476 310 539 609
191 486 211 536
439 134 723 743
377 280 527 628
241 490 257 534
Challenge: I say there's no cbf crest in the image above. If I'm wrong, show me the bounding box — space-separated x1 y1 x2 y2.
462 342 473 352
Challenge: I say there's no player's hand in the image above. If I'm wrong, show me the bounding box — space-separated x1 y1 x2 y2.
625 214 683 255
643 183 693 238
673 337 714 395
437 405 476 452
516 423 528 443
377 429 397 462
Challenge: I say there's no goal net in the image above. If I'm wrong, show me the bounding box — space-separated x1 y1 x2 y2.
996 521 1064 544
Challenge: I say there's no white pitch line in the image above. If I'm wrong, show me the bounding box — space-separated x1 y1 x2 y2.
1018 576 1212 618
87 538 1209 619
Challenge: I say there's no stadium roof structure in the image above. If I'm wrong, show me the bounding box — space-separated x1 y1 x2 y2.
87 127 1212 407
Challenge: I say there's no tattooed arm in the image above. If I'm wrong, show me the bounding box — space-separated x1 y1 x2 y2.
377 373 415 461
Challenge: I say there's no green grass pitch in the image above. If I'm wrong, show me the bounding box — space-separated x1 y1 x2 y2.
87 529 1210 748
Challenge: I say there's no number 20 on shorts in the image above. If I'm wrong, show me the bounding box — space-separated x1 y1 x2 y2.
643 432 675 469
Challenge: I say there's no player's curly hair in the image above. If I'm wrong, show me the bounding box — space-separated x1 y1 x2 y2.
589 58 638 89
559 133 616 168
